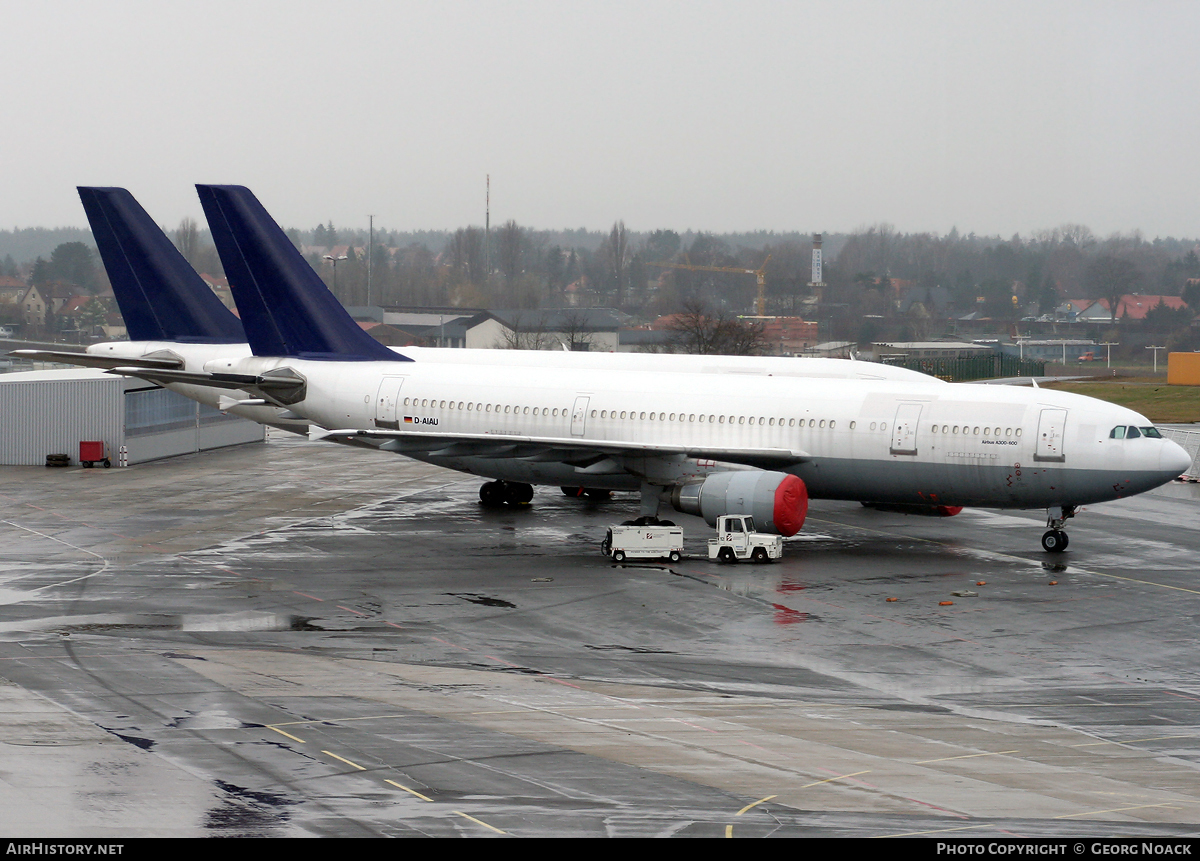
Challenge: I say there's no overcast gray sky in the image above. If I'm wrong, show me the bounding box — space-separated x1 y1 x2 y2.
6 1 1198 237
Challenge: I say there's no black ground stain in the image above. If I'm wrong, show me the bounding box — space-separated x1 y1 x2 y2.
445 592 516 608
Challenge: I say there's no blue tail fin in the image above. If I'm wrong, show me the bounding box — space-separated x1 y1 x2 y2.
196 185 402 361
77 187 245 343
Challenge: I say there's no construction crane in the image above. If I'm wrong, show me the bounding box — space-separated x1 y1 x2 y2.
646 255 772 316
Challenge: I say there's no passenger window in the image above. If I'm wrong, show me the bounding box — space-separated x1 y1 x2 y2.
850 421 856 429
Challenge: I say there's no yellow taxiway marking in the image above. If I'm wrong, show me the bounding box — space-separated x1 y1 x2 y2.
735 795 777 816
726 824 733 838
807 515 1200 597
266 726 306 744
385 779 432 802
1054 803 1176 819
454 811 506 834
1072 734 1200 747
322 750 367 770
266 712 413 728
801 770 870 788
916 750 1019 763
875 824 995 838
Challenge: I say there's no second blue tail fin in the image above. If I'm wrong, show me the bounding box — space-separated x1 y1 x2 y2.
77 187 245 343
196 185 402 361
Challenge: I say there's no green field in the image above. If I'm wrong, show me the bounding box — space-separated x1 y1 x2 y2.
1040 378 1200 423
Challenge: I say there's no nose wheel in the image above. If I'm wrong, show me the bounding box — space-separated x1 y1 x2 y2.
1041 529 1069 553
1041 504 1076 553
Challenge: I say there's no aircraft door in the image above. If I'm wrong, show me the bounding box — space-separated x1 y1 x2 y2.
571 396 590 437
374 376 406 429
1034 408 1067 462
890 403 923 455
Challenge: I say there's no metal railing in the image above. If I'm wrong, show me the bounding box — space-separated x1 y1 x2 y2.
1160 428 1200 480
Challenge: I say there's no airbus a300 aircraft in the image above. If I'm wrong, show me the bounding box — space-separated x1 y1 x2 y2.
86 184 1185 554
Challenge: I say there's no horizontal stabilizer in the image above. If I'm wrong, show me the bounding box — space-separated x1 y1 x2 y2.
106 366 306 398
77 187 245 343
9 349 184 370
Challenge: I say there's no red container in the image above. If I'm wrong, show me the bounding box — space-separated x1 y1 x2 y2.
79 441 105 463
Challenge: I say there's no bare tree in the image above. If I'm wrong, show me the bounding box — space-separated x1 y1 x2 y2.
666 299 768 355
174 217 200 268
607 220 630 306
557 311 594 351
448 227 486 287
1088 255 1139 324
498 220 523 284
495 312 552 350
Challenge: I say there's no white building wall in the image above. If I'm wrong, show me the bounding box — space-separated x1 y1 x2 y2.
0 371 124 465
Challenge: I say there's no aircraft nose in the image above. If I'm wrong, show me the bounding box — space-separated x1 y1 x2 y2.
1162 439 1193 478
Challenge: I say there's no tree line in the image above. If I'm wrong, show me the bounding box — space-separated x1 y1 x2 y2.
7 218 1200 353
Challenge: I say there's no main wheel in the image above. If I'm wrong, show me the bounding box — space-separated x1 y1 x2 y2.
1041 529 1068 553
751 547 769 563
479 481 506 507
505 482 534 504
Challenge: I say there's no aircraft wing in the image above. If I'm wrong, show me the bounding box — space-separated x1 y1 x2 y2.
312 427 810 471
10 350 185 370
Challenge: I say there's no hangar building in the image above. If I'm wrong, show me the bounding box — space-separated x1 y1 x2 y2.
0 368 264 466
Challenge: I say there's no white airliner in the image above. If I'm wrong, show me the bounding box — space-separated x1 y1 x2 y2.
132 185 1192 554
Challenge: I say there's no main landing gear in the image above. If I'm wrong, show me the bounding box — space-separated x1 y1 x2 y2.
1041 504 1076 553
480 480 534 507
560 486 613 501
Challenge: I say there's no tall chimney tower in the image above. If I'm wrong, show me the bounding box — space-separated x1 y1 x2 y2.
807 232 826 303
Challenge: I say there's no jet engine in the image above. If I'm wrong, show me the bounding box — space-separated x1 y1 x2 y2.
670 471 808 536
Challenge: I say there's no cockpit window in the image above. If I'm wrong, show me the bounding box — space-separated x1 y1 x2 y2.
1141 426 1163 439
1126 426 1142 438
1110 426 1126 439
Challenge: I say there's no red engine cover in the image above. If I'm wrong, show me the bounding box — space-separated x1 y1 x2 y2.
773 474 809 537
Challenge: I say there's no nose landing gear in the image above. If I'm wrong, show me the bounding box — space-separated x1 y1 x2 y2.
1041 504 1076 553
